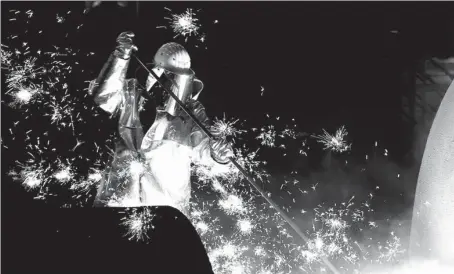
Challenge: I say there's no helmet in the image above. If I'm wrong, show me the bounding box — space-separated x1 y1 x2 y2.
153 42 191 75
144 42 204 115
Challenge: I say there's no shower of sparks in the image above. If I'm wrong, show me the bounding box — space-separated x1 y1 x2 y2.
115 157 148 182
5 57 45 89
48 101 68 123
313 125 352 153
256 125 277 147
377 233 405 262
237 219 253 234
165 8 201 41
4 9 424 274
219 194 247 215
87 169 103 182
70 168 103 201
14 88 34 102
8 86 41 107
15 165 45 190
53 164 74 183
211 116 246 140
195 221 210 235
1 44 14 68
121 207 156 242
129 160 146 177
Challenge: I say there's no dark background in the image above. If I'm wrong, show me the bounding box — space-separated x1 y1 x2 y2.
3 1 454 154
3 0 454 185
81 1 454 160
2 1 454 272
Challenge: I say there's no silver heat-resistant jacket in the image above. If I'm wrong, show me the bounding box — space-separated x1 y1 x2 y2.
90 53 220 215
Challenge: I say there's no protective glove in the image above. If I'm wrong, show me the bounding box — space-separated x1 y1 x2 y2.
209 138 234 164
114 31 138 60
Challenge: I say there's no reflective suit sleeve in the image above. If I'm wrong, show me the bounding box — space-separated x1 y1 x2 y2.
88 51 130 117
188 100 214 164
189 100 233 165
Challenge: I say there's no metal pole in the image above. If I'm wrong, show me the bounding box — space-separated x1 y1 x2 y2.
133 54 340 274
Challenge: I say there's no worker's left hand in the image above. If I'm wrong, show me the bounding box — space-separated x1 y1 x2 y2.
210 138 234 164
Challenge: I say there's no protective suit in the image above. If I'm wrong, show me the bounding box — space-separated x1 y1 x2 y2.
90 32 234 215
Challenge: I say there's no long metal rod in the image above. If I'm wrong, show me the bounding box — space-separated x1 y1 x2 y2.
133 54 340 274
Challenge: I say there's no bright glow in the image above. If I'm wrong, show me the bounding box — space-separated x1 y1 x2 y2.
237 219 253 234
120 207 155 241
313 125 352 153
166 8 200 39
54 166 72 183
5 11 451 274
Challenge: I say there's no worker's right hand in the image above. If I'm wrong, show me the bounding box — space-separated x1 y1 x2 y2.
114 31 138 59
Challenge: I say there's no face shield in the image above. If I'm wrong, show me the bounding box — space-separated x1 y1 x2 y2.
146 68 204 116
141 42 204 115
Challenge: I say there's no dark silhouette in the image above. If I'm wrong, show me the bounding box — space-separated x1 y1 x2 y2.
3 205 214 274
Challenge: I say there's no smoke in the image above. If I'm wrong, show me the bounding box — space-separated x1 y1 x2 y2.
362 259 454 274
270 143 422 272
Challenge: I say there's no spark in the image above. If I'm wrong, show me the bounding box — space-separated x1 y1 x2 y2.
15 88 34 102
113 157 147 181
129 160 145 177
8 86 40 107
219 194 247 215
23 171 42 189
236 219 253 235
311 183 319 191
5 57 44 88
17 166 45 190
195 221 210 235
211 116 246 139
279 128 299 139
256 125 276 147
87 169 103 182
313 125 352 153
70 168 103 200
71 139 84 151
121 207 155 242
378 234 405 262
199 34 206 43
46 99 75 127
166 8 200 40
53 165 73 183
1 44 13 67
56 14 65 23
